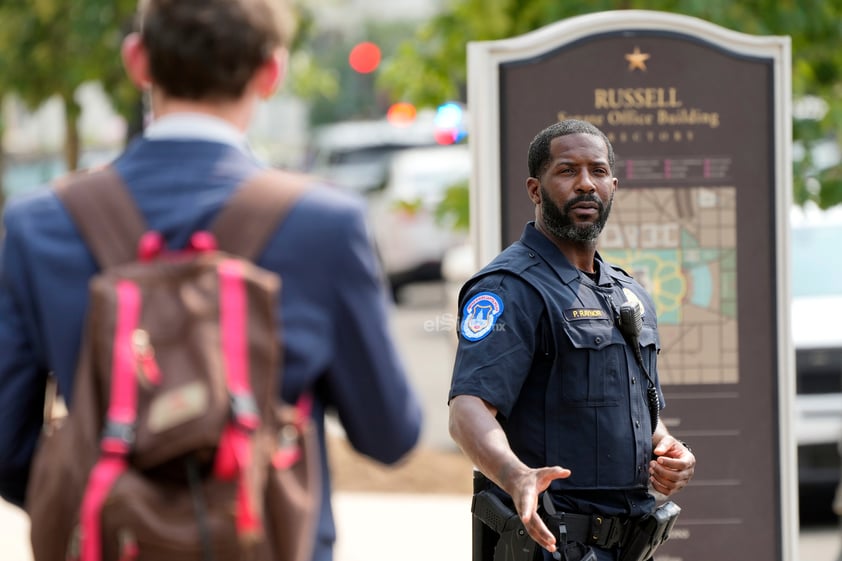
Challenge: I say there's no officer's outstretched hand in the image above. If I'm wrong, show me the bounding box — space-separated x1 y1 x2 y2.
507 465 571 554
650 429 695 497
448 395 571 553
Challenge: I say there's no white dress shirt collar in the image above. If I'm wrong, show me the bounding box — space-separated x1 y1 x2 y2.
143 113 250 154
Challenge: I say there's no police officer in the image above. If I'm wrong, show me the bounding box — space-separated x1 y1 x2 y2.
449 119 696 561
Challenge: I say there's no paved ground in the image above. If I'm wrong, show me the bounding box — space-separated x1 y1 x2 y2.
1 282 839 560
1 493 839 561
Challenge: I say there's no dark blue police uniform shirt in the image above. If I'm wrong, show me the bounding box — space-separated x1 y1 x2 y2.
449 223 663 517
0 137 422 561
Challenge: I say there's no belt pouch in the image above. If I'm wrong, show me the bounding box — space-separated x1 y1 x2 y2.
618 501 681 561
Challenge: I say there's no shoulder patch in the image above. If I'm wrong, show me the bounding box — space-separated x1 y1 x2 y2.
460 291 504 342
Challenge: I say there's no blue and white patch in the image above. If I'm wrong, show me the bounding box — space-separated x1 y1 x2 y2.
460 291 504 342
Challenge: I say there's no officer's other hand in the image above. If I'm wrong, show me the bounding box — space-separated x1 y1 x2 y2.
649 437 695 496
507 465 571 553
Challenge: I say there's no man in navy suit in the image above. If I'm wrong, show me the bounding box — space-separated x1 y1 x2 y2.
0 1 422 560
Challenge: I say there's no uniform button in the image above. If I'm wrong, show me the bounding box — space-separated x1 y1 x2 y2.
528 252 536 258
631 377 636 384
594 336 602 344
635 420 640 428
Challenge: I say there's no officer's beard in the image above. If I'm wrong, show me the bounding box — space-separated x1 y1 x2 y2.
540 186 614 243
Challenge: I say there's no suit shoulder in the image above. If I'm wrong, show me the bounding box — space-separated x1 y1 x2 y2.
290 182 367 227
3 186 66 235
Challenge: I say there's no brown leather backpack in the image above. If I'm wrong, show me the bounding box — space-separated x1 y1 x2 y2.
26 167 320 561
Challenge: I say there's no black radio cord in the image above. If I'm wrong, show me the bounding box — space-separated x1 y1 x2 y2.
617 302 660 434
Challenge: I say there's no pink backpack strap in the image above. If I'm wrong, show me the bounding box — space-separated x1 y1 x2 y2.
79 280 143 561
213 259 261 535
208 169 314 536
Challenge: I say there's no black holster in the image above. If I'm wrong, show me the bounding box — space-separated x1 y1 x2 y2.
471 472 539 561
618 501 681 561
470 473 598 561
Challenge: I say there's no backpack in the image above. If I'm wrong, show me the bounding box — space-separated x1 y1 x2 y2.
26 167 320 561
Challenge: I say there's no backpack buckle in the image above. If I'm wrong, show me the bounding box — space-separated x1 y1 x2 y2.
230 393 260 432
101 421 135 455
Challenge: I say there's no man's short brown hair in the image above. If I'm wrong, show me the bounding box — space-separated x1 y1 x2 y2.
137 0 293 101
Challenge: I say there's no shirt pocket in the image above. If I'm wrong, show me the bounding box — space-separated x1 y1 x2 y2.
558 318 625 406
637 318 660 376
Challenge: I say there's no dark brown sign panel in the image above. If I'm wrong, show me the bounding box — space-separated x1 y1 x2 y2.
469 11 793 561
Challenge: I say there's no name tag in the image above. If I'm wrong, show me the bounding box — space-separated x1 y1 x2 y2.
564 308 606 320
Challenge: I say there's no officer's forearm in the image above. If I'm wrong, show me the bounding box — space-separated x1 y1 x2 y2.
449 395 529 495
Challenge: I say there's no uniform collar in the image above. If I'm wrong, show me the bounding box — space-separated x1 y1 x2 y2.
519 222 625 287
143 113 251 155
520 222 581 285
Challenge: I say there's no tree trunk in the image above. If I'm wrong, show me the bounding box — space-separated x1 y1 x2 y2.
63 95 81 172
0 108 6 212
0 114 5 213
0 152 5 213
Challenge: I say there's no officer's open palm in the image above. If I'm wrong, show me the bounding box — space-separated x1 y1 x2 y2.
510 466 571 554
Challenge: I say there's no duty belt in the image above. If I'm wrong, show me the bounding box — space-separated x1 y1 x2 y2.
542 511 630 549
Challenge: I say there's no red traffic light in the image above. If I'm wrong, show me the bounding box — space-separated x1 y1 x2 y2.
349 42 381 74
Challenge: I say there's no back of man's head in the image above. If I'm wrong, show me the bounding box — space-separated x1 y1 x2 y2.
137 0 292 102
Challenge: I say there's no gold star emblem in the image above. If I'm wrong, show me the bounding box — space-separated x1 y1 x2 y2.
625 47 650 71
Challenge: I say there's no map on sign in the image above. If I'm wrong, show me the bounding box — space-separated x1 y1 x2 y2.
599 187 738 385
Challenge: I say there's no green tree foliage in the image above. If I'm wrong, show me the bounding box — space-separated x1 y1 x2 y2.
283 4 339 120
288 19 419 125
0 0 137 171
378 0 842 208
0 35 7 202
435 179 471 232
0 0 394 171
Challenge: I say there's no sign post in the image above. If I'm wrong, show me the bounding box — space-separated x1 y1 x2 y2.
468 10 795 561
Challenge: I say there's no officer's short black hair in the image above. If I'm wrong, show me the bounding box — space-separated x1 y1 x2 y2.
527 119 615 178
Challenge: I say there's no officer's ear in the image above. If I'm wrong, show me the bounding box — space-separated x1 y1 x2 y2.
526 177 541 205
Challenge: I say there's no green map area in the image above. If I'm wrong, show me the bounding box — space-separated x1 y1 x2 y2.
600 187 738 385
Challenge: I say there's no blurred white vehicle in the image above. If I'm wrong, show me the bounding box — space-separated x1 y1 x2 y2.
790 203 842 495
367 144 470 300
307 116 438 196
